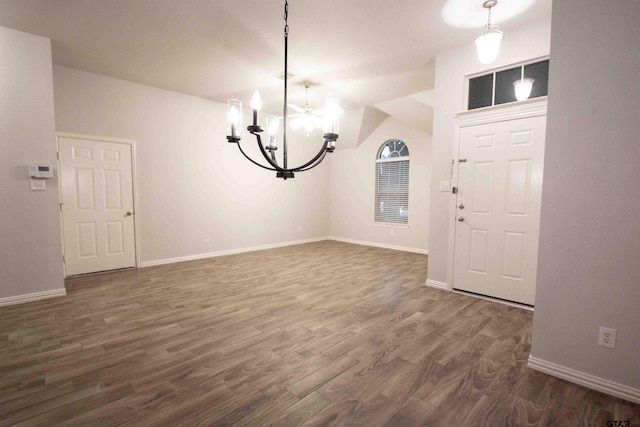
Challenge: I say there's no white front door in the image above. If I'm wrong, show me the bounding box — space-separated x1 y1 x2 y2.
59 136 136 276
452 113 546 306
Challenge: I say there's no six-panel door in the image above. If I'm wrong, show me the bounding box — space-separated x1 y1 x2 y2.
59 137 135 276
452 115 546 306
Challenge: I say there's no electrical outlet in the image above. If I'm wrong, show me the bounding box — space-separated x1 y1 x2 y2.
598 327 616 349
204 235 209 243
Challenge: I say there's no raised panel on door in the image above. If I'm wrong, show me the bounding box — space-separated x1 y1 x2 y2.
104 169 123 210
106 221 125 254
77 222 98 258
75 168 96 210
59 137 136 276
468 229 490 274
471 161 494 214
452 113 546 306
505 159 531 215
502 231 526 279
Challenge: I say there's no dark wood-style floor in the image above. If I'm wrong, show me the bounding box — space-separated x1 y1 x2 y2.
1 241 638 426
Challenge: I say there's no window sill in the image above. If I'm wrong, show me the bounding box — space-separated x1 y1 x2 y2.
373 222 410 229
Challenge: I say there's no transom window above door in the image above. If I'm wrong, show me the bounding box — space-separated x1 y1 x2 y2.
375 140 410 225
467 58 549 110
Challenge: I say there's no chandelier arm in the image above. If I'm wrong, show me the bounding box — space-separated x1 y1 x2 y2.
252 133 284 171
288 140 330 171
235 140 278 172
297 150 328 172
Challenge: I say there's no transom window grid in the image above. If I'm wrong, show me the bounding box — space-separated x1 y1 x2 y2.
467 58 549 110
375 140 410 225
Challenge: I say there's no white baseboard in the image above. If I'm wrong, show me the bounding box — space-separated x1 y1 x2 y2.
327 236 428 255
528 355 640 404
425 279 449 290
0 288 67 307
139 237 329 268
141 237 428 268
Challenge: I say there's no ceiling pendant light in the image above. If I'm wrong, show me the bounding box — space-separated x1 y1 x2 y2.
226 0 340 180
475 0 503 64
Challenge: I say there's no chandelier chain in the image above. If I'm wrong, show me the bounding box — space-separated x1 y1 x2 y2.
284 0 289 36
487 5 492 29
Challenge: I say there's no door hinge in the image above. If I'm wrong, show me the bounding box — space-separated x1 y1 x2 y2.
452 187 458 194
56 152 60 160
62 255 66 263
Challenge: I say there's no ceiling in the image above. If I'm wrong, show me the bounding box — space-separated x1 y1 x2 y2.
0 0 552 133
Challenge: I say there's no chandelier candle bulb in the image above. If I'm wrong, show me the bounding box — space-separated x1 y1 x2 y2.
251 90 262 126
267 116 278 149
231 109 237 136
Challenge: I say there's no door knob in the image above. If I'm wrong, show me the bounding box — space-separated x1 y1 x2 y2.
457 216 464 222
126 211 133 216
458 203 465 209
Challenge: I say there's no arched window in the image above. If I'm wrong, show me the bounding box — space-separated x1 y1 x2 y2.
375 139 410 224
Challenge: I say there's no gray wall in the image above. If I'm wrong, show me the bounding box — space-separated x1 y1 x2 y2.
531 0 640 391
0 27 64 301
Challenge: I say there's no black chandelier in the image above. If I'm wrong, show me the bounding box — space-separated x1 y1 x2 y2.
226 0 340 180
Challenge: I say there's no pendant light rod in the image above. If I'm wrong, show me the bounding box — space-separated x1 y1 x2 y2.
483 0 497 28
225 0 340 180
283 0 289 173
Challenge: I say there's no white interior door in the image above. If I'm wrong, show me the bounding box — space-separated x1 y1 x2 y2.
452 114 546 306
59 136 136 276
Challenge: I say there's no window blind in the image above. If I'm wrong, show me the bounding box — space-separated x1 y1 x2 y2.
375 159 409 224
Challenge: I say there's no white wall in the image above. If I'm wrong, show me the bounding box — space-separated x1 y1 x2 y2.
427 19 551 285
329 116 431 252
53 66 329 266
0 27 65 302
531 0 640 395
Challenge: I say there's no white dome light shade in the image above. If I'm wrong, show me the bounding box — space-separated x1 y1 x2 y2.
475 28 503 64
513 78 535 101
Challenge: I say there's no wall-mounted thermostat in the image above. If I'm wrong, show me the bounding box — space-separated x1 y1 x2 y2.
28 164 54 179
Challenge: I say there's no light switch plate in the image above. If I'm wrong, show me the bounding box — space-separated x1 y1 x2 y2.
439 181 451 192
30 179 46 191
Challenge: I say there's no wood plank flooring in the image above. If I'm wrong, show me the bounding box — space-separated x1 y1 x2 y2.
1 241 638 426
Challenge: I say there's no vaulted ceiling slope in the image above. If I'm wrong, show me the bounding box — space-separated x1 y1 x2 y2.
0 0 552 131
